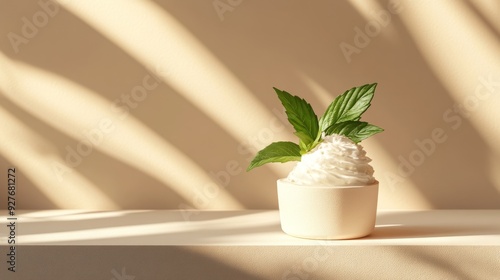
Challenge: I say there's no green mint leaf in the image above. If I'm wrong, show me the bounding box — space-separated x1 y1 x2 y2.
319 83 377 131
274 87 319 146
324 121 384 143
247 141 301 171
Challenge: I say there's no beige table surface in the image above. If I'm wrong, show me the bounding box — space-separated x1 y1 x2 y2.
2 209 499 245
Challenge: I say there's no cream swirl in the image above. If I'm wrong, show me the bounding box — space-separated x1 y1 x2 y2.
286 134 375 186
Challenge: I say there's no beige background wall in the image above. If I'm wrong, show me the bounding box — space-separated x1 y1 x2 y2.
0 0 499 210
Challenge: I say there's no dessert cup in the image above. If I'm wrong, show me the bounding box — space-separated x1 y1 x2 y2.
277 179 379 240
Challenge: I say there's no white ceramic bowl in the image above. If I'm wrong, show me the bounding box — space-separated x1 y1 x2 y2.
277 179 379 239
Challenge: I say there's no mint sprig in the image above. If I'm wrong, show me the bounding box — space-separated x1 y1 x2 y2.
247 83 383 171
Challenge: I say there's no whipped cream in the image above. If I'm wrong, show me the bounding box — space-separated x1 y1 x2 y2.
286 134 375 186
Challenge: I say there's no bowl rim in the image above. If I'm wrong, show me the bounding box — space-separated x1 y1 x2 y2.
277 178 379 189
